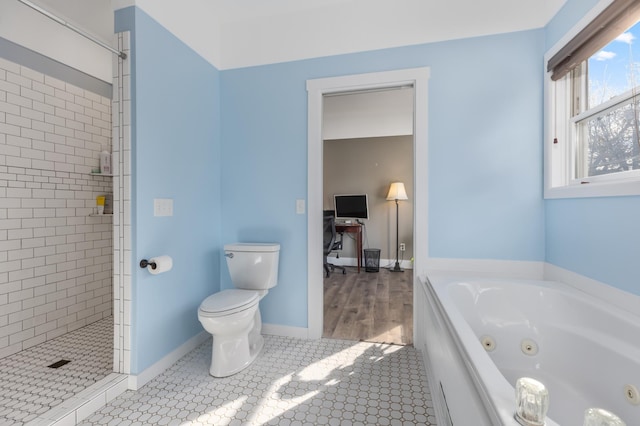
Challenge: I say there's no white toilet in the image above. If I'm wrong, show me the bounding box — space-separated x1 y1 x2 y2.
198 243 280 377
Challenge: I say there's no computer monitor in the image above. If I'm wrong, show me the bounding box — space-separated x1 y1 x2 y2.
334 194 369 220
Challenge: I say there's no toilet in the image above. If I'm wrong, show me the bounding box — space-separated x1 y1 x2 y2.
198 243 280 377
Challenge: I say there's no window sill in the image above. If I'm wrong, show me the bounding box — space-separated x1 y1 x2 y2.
545 179 640 199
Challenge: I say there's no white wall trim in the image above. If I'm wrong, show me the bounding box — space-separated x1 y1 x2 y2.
307 67 430 340
127 331 208 390
544 179 640 199
262 323 309 339
543 263 640 318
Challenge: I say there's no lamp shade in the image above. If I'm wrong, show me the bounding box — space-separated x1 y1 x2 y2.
386 182 408 201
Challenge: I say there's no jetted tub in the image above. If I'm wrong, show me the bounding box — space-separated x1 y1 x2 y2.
415 275 640 426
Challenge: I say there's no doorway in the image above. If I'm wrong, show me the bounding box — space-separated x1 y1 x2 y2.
307 67 430 341
322 89 415 344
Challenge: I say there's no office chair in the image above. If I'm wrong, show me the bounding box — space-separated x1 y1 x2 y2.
323 214 346 277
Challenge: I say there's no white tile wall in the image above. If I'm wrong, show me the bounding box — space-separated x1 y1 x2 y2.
0 57 113 359
112 32 132 375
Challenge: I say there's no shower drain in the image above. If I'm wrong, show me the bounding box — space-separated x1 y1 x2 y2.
47 359 71 369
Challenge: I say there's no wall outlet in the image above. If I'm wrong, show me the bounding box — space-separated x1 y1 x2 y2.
400 243 406 251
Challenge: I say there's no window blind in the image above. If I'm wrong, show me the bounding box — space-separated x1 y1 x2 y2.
547 0 640 81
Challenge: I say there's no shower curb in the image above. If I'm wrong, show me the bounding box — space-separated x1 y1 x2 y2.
25 373 128 426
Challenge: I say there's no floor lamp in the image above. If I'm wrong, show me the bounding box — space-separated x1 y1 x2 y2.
386 182 408 272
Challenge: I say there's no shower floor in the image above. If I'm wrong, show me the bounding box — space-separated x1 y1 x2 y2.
0 317 113 425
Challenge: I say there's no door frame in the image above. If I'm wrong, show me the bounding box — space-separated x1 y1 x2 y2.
306 67 430 339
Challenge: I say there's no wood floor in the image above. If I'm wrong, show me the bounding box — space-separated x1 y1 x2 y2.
323 266 413 345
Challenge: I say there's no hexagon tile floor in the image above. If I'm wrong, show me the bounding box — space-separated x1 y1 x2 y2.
80 336 436 426
0 317 113 425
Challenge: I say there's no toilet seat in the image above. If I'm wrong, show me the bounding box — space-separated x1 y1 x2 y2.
199 289 259 318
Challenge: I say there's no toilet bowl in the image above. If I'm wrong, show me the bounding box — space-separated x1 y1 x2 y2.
198 243 279 377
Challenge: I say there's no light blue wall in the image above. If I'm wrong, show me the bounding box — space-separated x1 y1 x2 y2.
544 0 640 296
115 7 222 374
116 0 640 371
546 197 640 295
220 30 547 328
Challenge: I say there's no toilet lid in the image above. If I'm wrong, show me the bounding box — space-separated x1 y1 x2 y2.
224 243 280 252
199 289 258 314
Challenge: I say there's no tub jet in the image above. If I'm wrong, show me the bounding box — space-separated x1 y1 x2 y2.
521 339 538 356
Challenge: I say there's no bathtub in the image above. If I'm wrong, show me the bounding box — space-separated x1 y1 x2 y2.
415 274 640 426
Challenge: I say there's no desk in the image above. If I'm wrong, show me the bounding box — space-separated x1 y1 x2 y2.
335 223 363 273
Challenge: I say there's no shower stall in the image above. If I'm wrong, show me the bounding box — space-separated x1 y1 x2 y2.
0 4 132 422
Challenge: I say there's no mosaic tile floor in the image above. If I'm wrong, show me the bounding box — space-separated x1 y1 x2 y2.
80 336 436 426
0 317 113 425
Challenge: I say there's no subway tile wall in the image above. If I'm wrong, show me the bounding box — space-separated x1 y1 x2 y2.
112 31 131 374
0 56 113 359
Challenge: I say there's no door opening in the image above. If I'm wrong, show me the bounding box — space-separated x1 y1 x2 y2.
307 67 430 340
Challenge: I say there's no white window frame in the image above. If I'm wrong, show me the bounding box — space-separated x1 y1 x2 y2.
544 0 640 199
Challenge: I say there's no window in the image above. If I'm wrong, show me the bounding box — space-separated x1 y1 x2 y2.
545 0 640 197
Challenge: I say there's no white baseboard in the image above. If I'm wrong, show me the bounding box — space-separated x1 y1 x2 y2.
128 331 208 390
544 263 640 319
328 256 413 270
262 323 309 339
423 257 545 280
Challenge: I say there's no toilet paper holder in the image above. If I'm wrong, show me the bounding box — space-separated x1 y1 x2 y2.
139 259 157 270
140 256 173 274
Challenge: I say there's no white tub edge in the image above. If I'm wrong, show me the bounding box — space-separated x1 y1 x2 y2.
544 263 640 319
424 258 545 280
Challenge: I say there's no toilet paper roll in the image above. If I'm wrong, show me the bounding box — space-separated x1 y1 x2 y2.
148 255 173 275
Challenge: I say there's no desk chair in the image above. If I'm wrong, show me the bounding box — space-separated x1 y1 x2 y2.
323 215 346 277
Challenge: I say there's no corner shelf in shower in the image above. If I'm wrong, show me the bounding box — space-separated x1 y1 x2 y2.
89 173 114 177
89 213 114 217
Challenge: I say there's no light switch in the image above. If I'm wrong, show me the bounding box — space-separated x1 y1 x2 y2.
296 199 305 214
154 198 173 216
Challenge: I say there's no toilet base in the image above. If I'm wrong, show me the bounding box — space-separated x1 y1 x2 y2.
209 333 264 377
207 309 264 378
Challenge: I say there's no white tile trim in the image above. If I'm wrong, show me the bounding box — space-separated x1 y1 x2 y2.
25 373 128 426
112 31 132 376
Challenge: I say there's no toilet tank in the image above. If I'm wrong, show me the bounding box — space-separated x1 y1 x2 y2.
224 243 280 290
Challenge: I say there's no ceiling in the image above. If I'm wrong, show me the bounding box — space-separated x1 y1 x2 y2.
26 0 568 69
34 0 115 42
